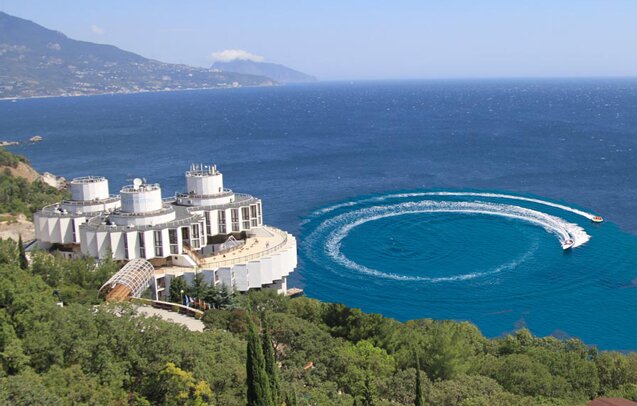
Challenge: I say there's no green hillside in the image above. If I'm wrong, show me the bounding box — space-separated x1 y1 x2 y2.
0 148 68 217
1 240 637 404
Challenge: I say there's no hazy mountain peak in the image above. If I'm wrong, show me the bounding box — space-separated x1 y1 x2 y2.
211 49 316 83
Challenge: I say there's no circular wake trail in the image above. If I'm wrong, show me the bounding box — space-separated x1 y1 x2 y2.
407 192 596 220
308 200 591 282
315 192 597 220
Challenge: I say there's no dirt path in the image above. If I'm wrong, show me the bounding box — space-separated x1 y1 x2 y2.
0 214 35 241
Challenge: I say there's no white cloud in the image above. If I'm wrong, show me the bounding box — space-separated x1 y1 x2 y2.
209 49 265 63
91 25 105 35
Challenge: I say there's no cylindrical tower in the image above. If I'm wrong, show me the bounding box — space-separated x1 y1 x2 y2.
70 176 110 201
185 164 224 196
120 180 163 213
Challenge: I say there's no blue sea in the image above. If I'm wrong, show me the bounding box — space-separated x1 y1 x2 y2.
2 80 637 350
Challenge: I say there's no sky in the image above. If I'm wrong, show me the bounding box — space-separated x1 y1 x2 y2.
1 0 636 80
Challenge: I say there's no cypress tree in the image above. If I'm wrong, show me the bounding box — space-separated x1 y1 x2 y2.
261 312 281 405
246 314 272 406
284 390 298 406
168 277 186 304
361 377 375 406
18 235 27 270
415 353 425 406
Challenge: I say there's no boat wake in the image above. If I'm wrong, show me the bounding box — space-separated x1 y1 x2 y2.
303 191 595 283
315 191 597 220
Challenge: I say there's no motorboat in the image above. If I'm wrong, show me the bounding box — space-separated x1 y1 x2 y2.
562 239 574 250
591 216 604 223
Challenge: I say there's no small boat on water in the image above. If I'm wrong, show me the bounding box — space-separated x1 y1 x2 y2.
591 216 604 223
562 239 575 250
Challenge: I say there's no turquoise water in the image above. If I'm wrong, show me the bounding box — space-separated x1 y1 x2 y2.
301 190 637 350
2 80 637 348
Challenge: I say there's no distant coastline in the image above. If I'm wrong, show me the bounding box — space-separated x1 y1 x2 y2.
0 82 280 102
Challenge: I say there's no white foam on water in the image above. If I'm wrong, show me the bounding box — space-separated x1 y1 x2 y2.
311 191 598 220
399 192 597 220
310 200 590 281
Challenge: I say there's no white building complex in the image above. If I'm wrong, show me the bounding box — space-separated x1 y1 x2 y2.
33 176 121 255
33 165 297 300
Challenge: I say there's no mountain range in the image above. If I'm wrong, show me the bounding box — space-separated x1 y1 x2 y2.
0 11 275 99
211 59 315 83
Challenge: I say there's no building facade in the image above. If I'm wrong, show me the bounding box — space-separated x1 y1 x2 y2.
33 165 297 297
34 176 121 257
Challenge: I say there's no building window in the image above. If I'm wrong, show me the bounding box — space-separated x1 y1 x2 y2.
138 232 145 258
257 202 262 225
169 229 178 254
71 219 77 243
123 233 129 259
250 205 258 227
218 210 226 234
204 212 211 235
154 230 163 257
192 224 200 239
242 207 250 230
231 208 239 232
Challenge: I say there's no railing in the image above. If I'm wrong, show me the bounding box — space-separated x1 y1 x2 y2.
184 194 259 212
175 188 234 199
71 175 108 183
182 244 205 266
132 298 204 319
109 204 174 218
38 195 121 217
201 227 290 268
84 210 203 232
60 195 121 205
211 238 246 256
121 183 161 192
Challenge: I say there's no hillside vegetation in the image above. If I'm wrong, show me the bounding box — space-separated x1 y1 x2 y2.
1 238 637 405
0 148 68 217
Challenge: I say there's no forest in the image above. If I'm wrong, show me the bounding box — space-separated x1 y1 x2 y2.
1 237 637 405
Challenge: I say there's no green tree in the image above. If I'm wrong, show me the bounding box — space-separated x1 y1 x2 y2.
284 389 298 406
261 312 281 405
361 376 376 406
424 321 473 381
0 238 19 266
188 273 206 301
203 284 221 309
17 235 27 270
0 371 62 405
247 314 273 406
480 353 555 397
415 353 425 406
596 351 632 393
219 283 239 309
169 277 187 304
